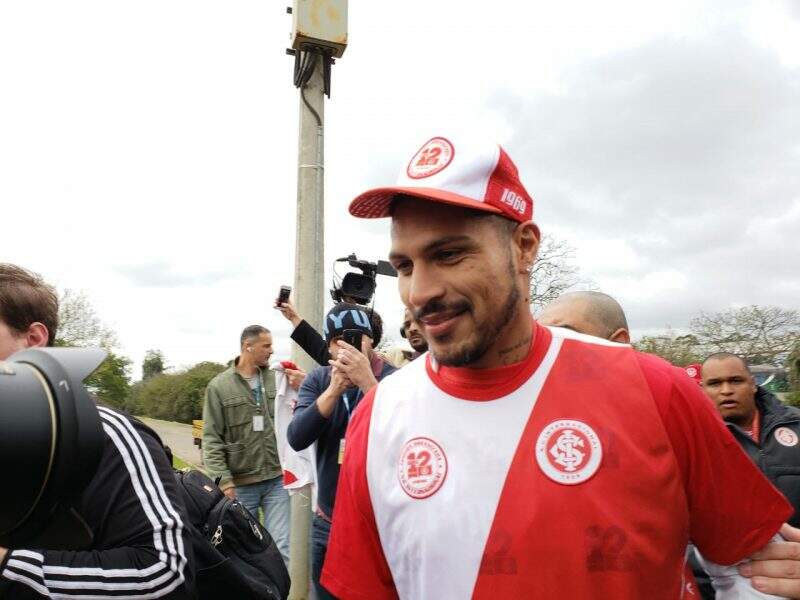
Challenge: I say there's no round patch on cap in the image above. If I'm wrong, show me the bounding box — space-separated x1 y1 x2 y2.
398 437 448 499
406 137 455 179
536 419 603 485
686 366 698 378
775 427 799 447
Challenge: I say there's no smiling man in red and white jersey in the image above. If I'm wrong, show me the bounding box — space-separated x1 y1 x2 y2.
320 134 800 599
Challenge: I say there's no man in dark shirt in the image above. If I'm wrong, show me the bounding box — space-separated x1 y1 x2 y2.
287 303 395 600
0 263 194 599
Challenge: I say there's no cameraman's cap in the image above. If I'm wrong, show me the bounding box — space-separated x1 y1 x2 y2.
349 133 534 223
323 303 373 344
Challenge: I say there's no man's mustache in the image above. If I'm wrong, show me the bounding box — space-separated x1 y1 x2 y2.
413 299 471 322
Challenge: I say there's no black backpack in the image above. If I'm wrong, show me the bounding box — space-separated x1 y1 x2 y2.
174 469 291 600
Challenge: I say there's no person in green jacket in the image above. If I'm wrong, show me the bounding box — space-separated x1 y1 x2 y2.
202 324 303 564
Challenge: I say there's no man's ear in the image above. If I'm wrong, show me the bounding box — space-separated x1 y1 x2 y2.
609 328 631 344
514 221 541 275
25 322 50 348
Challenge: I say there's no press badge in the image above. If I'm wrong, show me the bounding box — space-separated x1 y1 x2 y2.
338 438 346 464
253 415 265 432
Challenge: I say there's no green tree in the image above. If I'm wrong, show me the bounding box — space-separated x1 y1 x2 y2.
85 352 132 409
633 329 702 367
133 361 226 423
56 289 118 349
55 288 131 405
142 349 167 380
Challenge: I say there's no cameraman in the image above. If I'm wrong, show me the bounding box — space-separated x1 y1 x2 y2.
277 298 384 367
0 264 194 599
286 303 395 600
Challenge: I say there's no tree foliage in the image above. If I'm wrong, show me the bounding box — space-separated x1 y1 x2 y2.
142 349 167 380
55 288 131 407
689 305 800 366
529 235 586 312
56 289 118 349
633 329 702 367
128 361 226 423
85 352 132 409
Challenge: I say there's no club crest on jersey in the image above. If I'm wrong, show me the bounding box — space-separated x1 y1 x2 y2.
398 437 448 499
406 137 455 179
535 420 603 485
775 427 799 447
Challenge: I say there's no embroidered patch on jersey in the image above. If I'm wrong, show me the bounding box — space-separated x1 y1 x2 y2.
535 419 603 485
406 137 455 179
398 437 448 499
775 427 799 447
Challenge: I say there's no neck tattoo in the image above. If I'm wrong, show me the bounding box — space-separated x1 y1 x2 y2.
498 335 532 365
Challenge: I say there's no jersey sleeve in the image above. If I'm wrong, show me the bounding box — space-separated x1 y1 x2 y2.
0 408 193 599
320 388 398 600
638 353 792 565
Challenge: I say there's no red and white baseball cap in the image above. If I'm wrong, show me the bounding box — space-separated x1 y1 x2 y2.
349 134 534 223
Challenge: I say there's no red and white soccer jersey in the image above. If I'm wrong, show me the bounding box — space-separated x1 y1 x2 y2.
321 324 791 599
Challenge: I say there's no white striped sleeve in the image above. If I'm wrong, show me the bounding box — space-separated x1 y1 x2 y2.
0 408 190 599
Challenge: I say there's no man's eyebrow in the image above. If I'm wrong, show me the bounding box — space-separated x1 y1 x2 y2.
389 235 475 262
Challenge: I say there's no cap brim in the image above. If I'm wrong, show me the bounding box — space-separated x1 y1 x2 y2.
349 187 503 219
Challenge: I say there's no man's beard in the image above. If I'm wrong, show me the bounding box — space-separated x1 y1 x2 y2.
423 266 521 368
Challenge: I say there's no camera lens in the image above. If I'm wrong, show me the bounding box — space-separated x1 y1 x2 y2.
0 348 106 547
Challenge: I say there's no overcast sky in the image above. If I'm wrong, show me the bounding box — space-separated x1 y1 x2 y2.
1 1 798 378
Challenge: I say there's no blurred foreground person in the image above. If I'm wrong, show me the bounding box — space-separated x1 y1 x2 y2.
0 264 194 599
540 290 714 599
320 134 800 599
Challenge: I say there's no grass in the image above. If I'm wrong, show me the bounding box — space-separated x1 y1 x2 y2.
172 453 205 473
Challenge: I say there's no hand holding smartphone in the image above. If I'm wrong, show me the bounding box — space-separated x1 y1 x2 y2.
342 329 363 353
276 285 291 307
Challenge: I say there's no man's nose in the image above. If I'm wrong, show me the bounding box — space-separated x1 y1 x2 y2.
405 263 446 311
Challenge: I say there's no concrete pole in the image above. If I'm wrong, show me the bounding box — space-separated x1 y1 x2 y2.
288 54 325 600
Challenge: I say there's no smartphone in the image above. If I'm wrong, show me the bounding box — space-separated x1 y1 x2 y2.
276 285 291 307
342 329 363 353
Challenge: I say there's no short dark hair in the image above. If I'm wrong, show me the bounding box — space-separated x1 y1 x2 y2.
240 325 270 347
0 263 59 345
703 352 751 373
364 307 383 346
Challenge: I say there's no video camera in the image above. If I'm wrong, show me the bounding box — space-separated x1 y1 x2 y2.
330 253 397 305
0 347 106 549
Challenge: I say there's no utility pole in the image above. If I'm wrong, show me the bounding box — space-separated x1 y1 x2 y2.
286 2 347 598
288 55 323 600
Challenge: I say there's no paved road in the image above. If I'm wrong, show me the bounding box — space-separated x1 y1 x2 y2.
139 417 203 468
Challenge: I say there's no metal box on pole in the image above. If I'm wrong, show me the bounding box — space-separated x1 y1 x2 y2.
291 0 348 57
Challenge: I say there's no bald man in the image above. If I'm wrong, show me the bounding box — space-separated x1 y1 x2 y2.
538 291 631 343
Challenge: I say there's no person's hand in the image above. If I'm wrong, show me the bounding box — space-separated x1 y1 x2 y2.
740 523 800 597
275 300 302 328
285 367 306 391
222 487 237 500
0 546 7 565
327 365 353 397
331 339 378 393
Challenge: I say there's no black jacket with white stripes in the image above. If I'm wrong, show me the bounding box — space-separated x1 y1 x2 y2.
0 407 195 599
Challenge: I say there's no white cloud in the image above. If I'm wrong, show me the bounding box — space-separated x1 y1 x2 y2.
1 0 798 376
